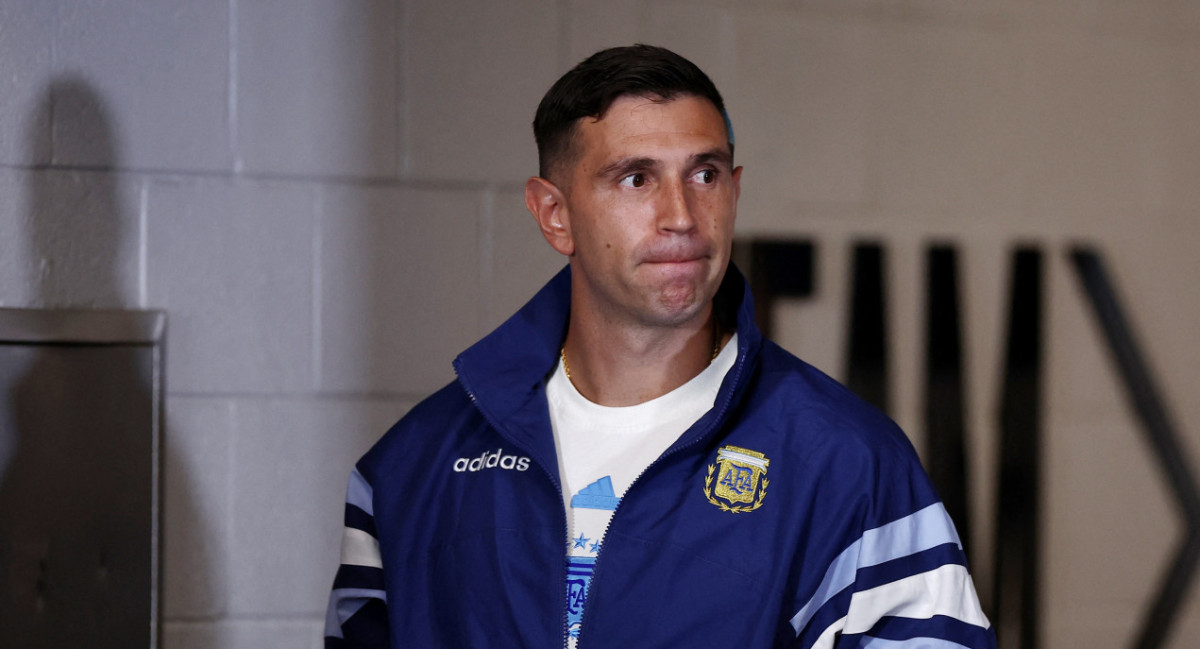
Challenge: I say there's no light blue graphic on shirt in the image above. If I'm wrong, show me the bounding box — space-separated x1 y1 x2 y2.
565 476 619 642
570 475 620 511
566 556 596 638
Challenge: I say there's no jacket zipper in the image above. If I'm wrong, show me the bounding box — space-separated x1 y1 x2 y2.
575 346 750 648
458 379 573 649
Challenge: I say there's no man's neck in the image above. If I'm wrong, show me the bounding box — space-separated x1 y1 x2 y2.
560 307 729 407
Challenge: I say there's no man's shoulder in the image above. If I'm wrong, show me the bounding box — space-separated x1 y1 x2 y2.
742 342 941 526
747 340 916 464
357 379 479 479
751 341 892 428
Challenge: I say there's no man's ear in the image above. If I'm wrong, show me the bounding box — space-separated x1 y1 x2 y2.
732 165 743 200
525 176 574 256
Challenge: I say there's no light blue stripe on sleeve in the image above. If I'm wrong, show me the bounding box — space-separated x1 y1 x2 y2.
346 467 374 516
860 637 973 649
324 587 388 639
859 502 960 567
789 503 961 635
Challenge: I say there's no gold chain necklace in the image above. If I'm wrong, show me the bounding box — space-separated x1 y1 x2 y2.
560 327 723 382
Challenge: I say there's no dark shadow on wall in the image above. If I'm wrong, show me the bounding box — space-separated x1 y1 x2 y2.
0 78 205 649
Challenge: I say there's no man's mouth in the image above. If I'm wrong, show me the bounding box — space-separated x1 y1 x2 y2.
641 245 711 265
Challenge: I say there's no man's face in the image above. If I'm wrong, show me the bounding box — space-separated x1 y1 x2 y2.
555 94 741 330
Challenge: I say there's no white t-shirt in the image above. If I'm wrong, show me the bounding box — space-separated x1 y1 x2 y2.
547 334 738 646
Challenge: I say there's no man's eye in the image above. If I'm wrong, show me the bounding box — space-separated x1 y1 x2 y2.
619 173 646 188
693 169 716 184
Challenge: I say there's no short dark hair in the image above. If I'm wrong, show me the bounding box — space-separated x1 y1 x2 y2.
533 44 731 181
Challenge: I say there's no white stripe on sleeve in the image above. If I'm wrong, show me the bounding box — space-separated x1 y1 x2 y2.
844 564 988 634
340 526 384 569
808 564 989 648
791 503 962 635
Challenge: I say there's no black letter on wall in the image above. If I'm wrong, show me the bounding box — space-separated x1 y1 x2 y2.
1071 248 1200 649
925 244 972 561
846 243 889 414
744 240 814 340
993 247 1043 649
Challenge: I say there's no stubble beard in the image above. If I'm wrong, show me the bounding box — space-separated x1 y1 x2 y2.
635 257 728 330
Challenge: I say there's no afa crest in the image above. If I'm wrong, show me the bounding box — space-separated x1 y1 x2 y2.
704 445 770 513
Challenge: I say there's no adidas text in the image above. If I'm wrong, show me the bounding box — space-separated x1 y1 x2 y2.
453 448 530 473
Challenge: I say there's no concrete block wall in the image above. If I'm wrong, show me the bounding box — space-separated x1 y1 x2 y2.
1 1 1199 647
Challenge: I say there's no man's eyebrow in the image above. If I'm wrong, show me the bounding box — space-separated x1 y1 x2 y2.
690 149 734 168
595 156 658 178
596 150 733 179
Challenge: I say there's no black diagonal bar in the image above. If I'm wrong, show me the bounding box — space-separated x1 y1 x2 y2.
925 245 971 561
993 247 1042 649
1070 248 1200 649
846 243 889 414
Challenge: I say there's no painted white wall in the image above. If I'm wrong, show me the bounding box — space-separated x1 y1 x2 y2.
2 1 1199 647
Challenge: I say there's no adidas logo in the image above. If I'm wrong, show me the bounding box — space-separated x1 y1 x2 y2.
571 476 620 511
452 448 531 473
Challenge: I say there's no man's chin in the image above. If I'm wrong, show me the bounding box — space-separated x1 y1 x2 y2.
646 285 712 327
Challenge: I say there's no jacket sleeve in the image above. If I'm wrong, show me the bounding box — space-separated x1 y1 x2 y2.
787 463 997 648
324 467 390 649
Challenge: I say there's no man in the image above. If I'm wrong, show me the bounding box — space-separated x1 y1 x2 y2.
325 45 995 648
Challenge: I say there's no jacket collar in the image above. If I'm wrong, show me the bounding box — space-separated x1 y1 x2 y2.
453 264 763 477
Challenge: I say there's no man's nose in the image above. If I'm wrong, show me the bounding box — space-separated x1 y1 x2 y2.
657 179 697 233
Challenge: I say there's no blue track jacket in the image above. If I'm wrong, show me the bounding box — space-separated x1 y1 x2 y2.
325 265 996 648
